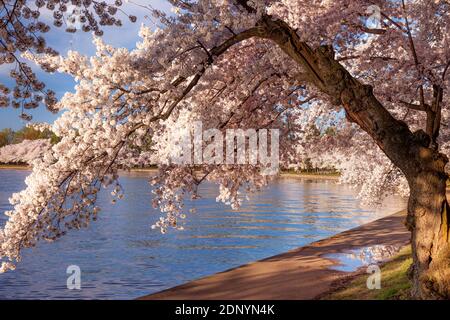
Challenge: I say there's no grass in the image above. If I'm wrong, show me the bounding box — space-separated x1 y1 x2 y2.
322 246 413 300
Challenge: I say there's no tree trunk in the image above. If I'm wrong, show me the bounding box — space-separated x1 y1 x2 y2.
249 15 450 299
407 167 450 299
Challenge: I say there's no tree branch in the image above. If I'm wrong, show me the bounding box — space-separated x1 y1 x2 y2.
247 15 441 179
399 100 428 111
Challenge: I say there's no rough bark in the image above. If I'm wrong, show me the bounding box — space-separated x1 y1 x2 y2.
201 8 449 298
210 6 449 297
407 169 450 299
248 15 450 299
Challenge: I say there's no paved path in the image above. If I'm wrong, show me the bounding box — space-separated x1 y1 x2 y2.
139 210 410 300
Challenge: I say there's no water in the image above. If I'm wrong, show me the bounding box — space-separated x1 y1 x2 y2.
325 245 402 272
0 170 405 299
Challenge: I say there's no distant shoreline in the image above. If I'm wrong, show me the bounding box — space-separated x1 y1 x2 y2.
0 165 341 181
0 164 31 170
0 165 340 179
280 172 340 180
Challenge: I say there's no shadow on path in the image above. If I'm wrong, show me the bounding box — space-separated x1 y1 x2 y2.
138 211 409 300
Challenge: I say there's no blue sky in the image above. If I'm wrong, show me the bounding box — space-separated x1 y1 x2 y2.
0 0 171 130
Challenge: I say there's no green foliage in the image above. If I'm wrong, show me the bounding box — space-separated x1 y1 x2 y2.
322 246 412 300
0 128 14 147
324 126 337 136
0 126 60 147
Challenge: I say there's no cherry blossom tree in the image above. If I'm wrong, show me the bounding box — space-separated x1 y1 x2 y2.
0 138 51 164
0 0 135 117
1 0 450 299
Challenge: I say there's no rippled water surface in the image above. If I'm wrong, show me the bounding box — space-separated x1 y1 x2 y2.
0 170 405 299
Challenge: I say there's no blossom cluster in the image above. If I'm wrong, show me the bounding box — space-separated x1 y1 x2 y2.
1 0 449 272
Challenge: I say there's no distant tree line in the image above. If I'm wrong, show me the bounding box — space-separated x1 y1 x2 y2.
0 127 59 148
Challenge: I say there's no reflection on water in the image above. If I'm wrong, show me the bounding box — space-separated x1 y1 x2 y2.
0 170 405 299
325 245 402 272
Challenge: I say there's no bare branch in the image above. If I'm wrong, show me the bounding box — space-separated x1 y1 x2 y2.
399 100 428 111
